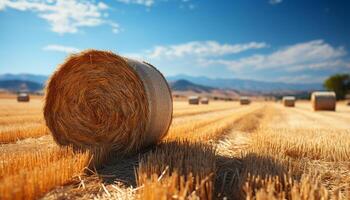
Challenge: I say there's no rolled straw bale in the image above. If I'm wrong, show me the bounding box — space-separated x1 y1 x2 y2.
240 96 250 105
282 96 295 107
200 97 209 104
346 94 350 106
44 50 173 164
17 92 30 102
188 96 200 105
311 91 336 111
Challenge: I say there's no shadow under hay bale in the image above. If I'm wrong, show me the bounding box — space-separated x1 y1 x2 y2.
188 96 200 105
282 96 295 107
311 91 336 111
240 97 251 105
44 50 173 166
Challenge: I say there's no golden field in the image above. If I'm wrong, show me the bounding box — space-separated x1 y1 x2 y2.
0 97 349 200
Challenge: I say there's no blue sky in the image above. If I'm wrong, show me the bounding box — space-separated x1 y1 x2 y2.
0 0 349 83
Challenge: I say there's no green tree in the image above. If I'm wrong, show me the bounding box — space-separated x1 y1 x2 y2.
323 74 350 100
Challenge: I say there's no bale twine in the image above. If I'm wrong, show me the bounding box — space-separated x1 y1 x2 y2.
282 96 295 107
44 50 173 165
201 97 209 104
188 96 200 105
311 91 336 111
240 96 250 105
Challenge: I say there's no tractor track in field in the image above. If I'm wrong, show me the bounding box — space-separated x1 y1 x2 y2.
214 104 283 199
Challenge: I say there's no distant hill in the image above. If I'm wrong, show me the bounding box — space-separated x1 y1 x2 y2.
170 79 240 99
0 80 43 92
167 74 322 92
170 79 214 93
0 73 48 84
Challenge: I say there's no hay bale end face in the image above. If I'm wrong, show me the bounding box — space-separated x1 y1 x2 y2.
200 98 209 104
240 96 250 105
311 91 336 111
282 96 295 107
188 96 200 105
17 92 30 102
44 50 173 164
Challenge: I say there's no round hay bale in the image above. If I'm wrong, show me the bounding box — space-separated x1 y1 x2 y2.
200 97 209 104
282 96 295 107
17 92 30 102
44 50 173 164
240 96 250 105
188 96 200 105
311 91 336 111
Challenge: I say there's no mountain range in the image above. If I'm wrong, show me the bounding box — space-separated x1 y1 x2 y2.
0 73 323 92
167 74 322 91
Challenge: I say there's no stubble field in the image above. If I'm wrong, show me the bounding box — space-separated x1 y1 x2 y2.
0 97 349 200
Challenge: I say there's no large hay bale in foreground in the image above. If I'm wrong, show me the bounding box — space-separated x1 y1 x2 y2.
188 96 200 105
282 96 295 107
200 97 209 104
44 50 173 164
240 96 250 105
311 91 336 111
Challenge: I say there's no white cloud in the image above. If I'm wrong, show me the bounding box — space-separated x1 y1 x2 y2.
145 41 268 59
205 40 347 71
43 44 80 53
269 0 282 5
116 0 154 7
0 0 119 34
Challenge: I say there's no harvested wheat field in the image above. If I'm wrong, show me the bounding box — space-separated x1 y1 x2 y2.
0 97 349 200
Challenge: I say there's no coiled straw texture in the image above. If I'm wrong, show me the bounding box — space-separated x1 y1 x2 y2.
44 50 172 164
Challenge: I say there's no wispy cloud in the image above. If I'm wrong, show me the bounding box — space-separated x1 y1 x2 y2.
125 39 349 83
205 40 347 72
116 0 154 7
116 0 195 9
269 0 283 5
0 0 119 34
43 44 80 54
144 41 268 59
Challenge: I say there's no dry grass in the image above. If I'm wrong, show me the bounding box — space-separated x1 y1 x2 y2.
1 99 350 200
137 141 215 200
220 104 350 200
135 105 265 199
0 114 43 125
166 105 263 142
0 124 48 144
173 102 236 118
251 128 350 161
0 146 91 200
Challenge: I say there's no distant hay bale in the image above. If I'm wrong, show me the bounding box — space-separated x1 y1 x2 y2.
346 94 350 106
200 97 209 104
311 91 336 111
44 50 173 165
240 96 250 105
17 92 30 102
188 96 200 105
282 96 295 107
